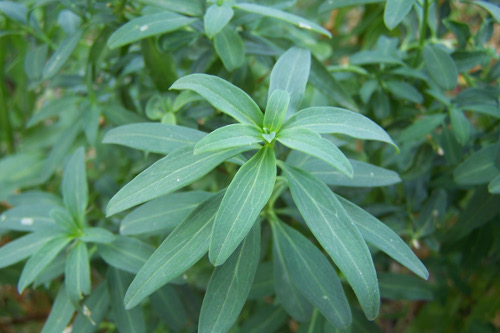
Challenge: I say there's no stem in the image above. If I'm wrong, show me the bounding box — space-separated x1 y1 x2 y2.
0 37 14 153
413 0 429 67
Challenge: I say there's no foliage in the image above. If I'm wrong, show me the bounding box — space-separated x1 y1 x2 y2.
0 0 499 332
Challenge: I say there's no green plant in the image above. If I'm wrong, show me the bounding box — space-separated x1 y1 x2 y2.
0 0 499 332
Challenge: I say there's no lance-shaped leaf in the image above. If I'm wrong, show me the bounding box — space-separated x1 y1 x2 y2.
214 25 245 72
0 230 56 269
125 192 224 309
297 309 324 333
18 235 72 293
0 204 58 232
233 3 332 37
378 273 433 301
204 4 234 38
194 124 263 155
264 89 290 132
449 107 470 146
270 219 351 329
72 283 110 333
150 284 187 332
42 30 83 80
103 123 206 154
269 47 311 118
141 37 177 92
98 236 154 274
454 145 499 186
65 241 91 304
278 128 353 178
209 146 276 266
171 74 263 126
80 227 116 244
62 147 88 225
279 163 380 320
107 11 197 49
384 0 416 30
489 175 500 194
199 223 260 333
337 196 429 280
423 44 458 91
281 106 398 151
40 286 74 333
0 1 28 24
106 144 256 216
239 304 288 333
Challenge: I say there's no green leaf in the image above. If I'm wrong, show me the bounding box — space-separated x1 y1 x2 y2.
281 106 398 150
0 1 27 24
65 241 91 303
25 44 48 82
150 284 187 332
80 227 116 244
423 44 458 91
398 114 446 143
454 145 500 186
0 230 55 269
170 73 263 126
277 128 353 178
270 219 351 329
264 89 290 132
233 3 332 37
98 236 154 274
0 204 58 232
378 273 433 300
297 309 324 333
337 196 429 280
385 80 424 104
384 0 416 30
279 163 380 320
414 189 447 238
209 146 276 266
138 0 203 16
42 30 83 80
120 191 213 235
107 11 197 49
204 4 234 39
40 286 74 333
108 268 145 333
449 107 470 146
199 222 260 333
124 192 224 309
472 1 500 24
106 144 256 216
214 25 245 72
239 304 288 333
319 0 385 11
50 206 78 234
18 235 71 293
141 37 178 92
269 47 311 117
194 124 262 155
72 283 110 333
248 261 274 300
62 147 88 225
489 175 500 194
102 123 206 154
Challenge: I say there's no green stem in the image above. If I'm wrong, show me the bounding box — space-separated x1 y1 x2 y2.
0 37 14 153
413 0 429 67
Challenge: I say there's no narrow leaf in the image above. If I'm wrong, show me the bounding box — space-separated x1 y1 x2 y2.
65 241 91 303
98 236 155 274
423 44 458 90
209 146 276 266
281 106 398 150
72 283 110 333
239 304 288 333
378 273 433 300
214 25 245 72
0 204 58 232
264 89 290 132
385 81 423 104
106 144 256 216
194 124 262 155
80 227 116 244
233 3 332 37
0 1 28 23
107 11 196 49
489 175 500 194
384 0 416 30
398 114 446 143
473 1 500 24
204 4 234 39
125 192 224 309
62 147 88 224
141 37 178 92
271 219 351 329
150 285 187 332
40 286 74 333
170 74 263 126
280 163 380 320
199 223 260 333
449 107 470 146
42 30 83 80
278 128 353 178
454 145 499 186
0 230 56 269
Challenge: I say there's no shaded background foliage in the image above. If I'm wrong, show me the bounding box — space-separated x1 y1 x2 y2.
0 0 499 332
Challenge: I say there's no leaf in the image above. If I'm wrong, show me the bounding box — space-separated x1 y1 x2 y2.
170 73 263 126
269 47 311 118
42 30 83 80
7 190 62 207
199 222 260 333
150 284 187 332
108 268 145 333
209 146 276 266
0 204 58 232
277 128 353 178
40 286 74 333
264 89 290 132
62 147 88 225
279 163 380 320
138 0 203 16
72 283 110 333
0 230 56 269
194 124 262 155
337 195 429 280
378 273 433 300
124 192 224 309
270 219 351 329
102 123 206 154
102 104 148 126
18 235 71 293
489 175 500 194
141 37 177 92
449 107 470 146
120 191 213 235
297 309 324 333
214 26 245 72
398 114 446 143
50 206 78 234
472 1 500 24
106 144 256 216
98 236 155 274
319 0 385 11
454 145 500 186
80 227 116 244
414 189 447 238
107 11 196 49
27 96 82 127
25 44 48 82
281 106 398 150
233 3 332 37
204 4 234 39
0 1 27 24
239 304 288 333
384 0 416 30
248 261 274 300
423 44 458 91
385 80 424 104
65 241 91 304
